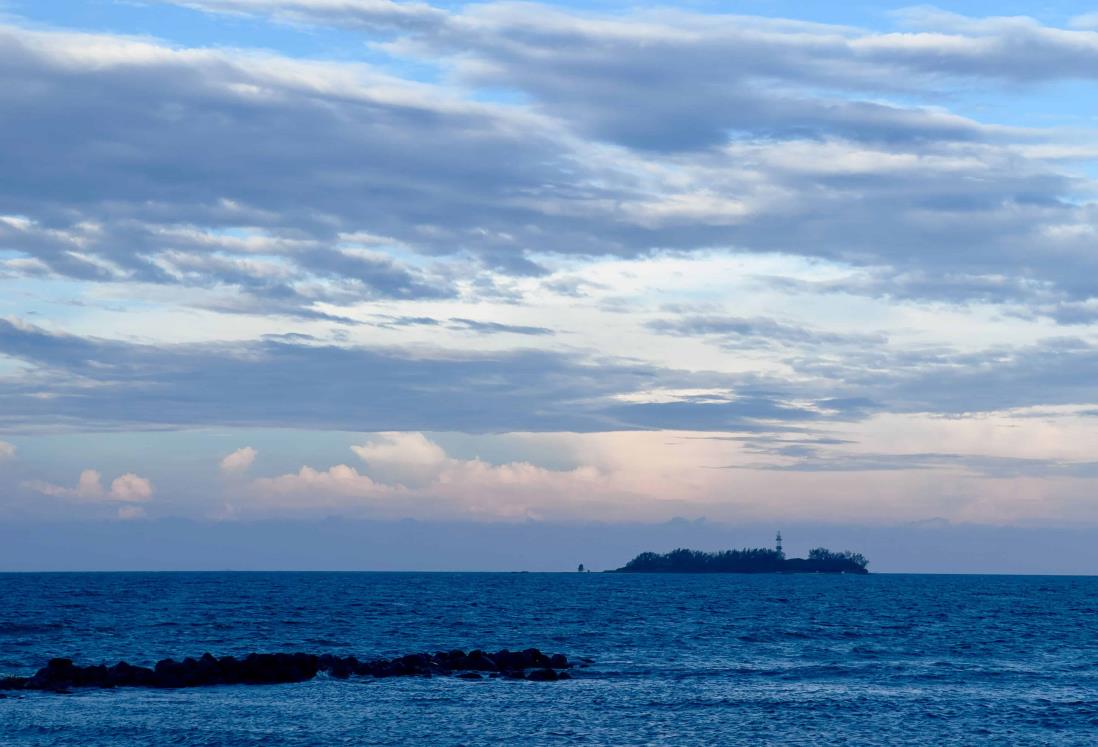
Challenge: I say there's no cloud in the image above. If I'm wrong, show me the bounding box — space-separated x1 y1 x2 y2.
24 469 153 502
0 317 788 433
425 15 992 150
728 447 1098 478
170 2 1098 146
8 317 1098 434
377 316 554 336
220 446 258 473
1 15 1098 316
0 23 578 310
446 318 554 336
252 464 392 501
350 432 448 486
647 314 886 350
23 469 105 500
248 433 612 519
0 441 14 460
171 0 446 31
109 473 154 502
786 336 1098 416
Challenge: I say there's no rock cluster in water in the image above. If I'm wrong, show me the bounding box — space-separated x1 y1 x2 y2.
0 648 581 693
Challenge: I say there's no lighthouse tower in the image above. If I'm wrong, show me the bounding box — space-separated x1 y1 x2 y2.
775 531 784 559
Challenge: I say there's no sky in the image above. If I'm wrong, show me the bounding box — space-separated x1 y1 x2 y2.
4 0 1098 570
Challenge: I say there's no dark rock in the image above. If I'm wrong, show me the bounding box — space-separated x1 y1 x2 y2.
438 649 466 667
108 662 152 687
0 677 28 691
495 651 519 669
525 668 559 682
12 648 576 692
465 650 498 671
236 653 319 685
400 653 430 669
27 658 78 690
79 664 110 688
523 648 551 668
153 658 184 688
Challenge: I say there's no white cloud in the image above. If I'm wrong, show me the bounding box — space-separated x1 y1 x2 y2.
109 473 154 502
247 433 616 519
249 464 396 510
0 441 14 460
352 432 448 466
25 469 106 499
24 469 153 503
350 432 448 486
220 446 258 473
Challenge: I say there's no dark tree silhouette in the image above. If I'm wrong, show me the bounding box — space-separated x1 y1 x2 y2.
615 546 868 574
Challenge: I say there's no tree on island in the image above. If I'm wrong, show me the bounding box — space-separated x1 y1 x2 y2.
613 546 868 574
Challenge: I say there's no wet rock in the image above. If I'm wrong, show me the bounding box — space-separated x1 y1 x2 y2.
27 658 78 691
525 668 559 682
235 653 319 685
0 677 29 691
107 661 152 687
524 648 551 668
9 648 581 691
464 650 498 671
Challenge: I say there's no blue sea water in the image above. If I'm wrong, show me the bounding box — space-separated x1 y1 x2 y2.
1 573 1097 745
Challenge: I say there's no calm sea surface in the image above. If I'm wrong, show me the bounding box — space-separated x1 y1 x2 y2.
1 573 1097 745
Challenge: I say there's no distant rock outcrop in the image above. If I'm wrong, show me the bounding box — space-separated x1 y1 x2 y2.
0 648 582 693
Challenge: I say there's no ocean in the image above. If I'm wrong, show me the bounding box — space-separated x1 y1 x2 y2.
1 572 1096 745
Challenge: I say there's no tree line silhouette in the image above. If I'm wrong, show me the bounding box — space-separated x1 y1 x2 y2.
615 547 868 574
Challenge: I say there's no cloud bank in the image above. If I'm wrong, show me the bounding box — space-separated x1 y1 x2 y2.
25 469 153 503
4 2 1098 535
1 7 1098 315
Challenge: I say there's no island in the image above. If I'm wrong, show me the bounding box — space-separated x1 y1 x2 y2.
613 546 869 574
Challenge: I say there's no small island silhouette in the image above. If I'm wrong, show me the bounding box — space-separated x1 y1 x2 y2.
613 536 869 574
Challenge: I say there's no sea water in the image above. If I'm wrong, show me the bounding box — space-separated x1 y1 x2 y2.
1 572 1097 745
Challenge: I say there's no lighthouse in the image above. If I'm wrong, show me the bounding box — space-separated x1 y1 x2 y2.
775 531 784 559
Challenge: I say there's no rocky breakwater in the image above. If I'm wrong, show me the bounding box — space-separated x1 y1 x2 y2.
0 648 581 693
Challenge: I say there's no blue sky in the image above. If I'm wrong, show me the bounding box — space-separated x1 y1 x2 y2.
4 1 1098 568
